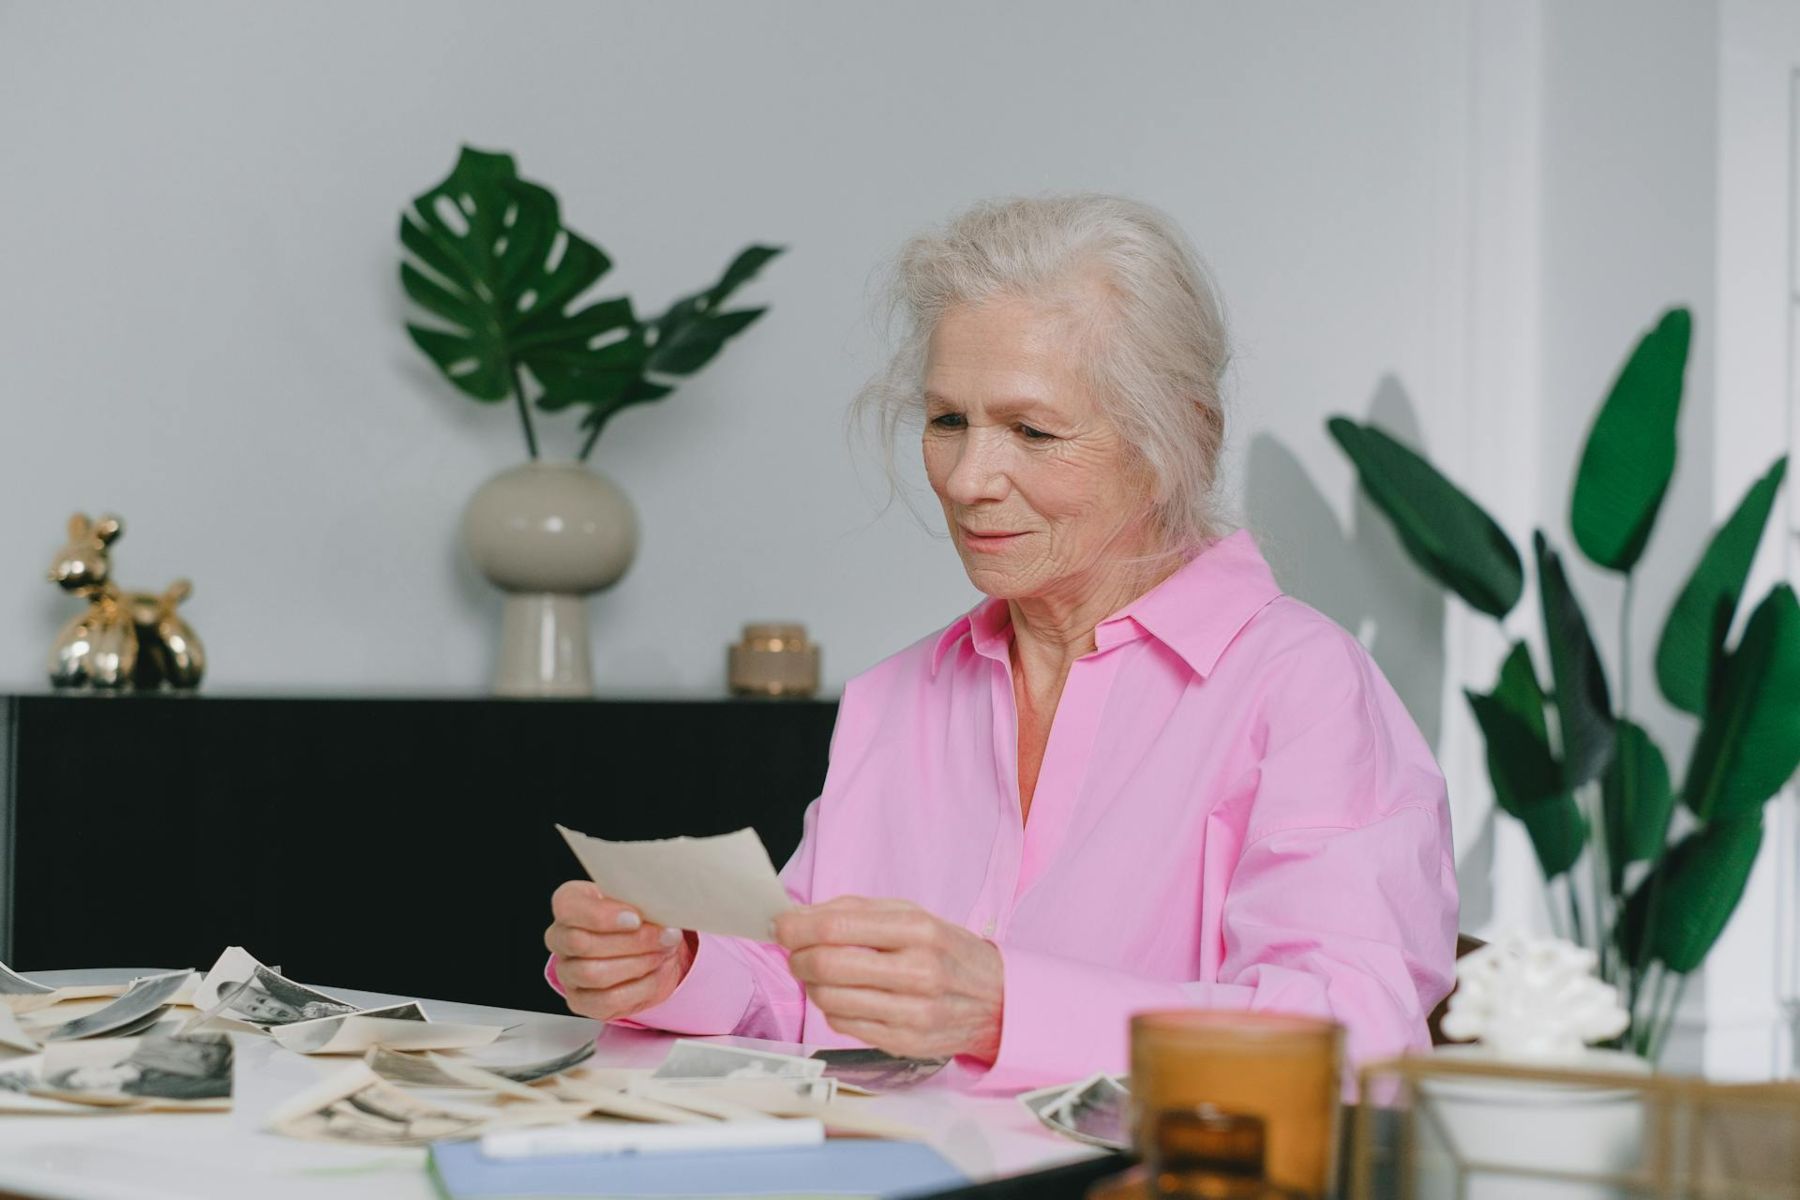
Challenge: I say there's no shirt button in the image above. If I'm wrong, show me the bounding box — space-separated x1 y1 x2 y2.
982 920 997 937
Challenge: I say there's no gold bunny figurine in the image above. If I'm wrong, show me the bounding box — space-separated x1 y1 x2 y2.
47 513 205 690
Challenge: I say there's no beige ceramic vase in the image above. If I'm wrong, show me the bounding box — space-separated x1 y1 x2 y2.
461 462 638 697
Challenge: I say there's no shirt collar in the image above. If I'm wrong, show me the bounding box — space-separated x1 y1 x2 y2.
929 529 1283 680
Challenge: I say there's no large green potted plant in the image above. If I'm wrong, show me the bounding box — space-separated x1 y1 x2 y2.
399 146 781 695
1330 306 1800 1061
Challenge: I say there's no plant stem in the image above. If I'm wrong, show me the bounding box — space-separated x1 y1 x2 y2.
1566 875 1586 949
1585 781 1614 981
510 363 540 460
578 414 603 462
1649 972 1689 1064
1633 961 1665 1056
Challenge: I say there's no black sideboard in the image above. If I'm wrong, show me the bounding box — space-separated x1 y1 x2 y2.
0 693 837 1013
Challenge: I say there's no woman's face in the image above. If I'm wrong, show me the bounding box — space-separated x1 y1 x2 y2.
922 295 1154 604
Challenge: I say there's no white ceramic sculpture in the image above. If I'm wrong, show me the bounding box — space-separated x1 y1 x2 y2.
1423 933 1645 1200
1439 932 1631 1061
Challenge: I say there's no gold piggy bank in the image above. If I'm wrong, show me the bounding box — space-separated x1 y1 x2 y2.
46 513 205 690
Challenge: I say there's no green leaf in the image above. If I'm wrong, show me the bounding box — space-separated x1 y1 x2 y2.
1535 531 1615 788
703 245 784 310
1601 719 1673 891
399 146 624 422
1571 308 1691 572
1682 584 1800 823
1655 458 1788 714
1622 815 1763 973
576 378 676 436
1465 643 1586 878
404 325 506 400
640 247 783 375
1326 418 1524 618
401 149 781 455
647 308 767 375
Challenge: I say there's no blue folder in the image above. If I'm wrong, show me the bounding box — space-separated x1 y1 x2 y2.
427 1137 969 1199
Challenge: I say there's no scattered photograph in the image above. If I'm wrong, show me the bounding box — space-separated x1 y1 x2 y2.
491 1039 598 1084
1020 1073 1132 1150
195 947 359 1026
364 1039 595 1088
651 1039 826 1082
363 1046 464 1088
0 960 54 996
226 966 360 1028
0 1055 41 1093
0 1055 103 1115
44 970 192 1042
810 1047 948 1092
38 1033 233 1108
630 1074 840 1122
275 1071 491 1146
3 982 129 1016
268 1063 581 1147
271 1007 498 1056
175 978 253 1036
0 1002 39 1052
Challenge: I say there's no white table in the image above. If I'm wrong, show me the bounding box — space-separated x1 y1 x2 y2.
0 969 1100 1200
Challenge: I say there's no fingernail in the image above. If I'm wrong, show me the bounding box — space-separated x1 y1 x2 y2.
615 911 642 931
659 927 683 947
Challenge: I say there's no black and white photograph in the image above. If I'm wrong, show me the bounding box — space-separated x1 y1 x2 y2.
651 1040 827 1083
195 947 359 1027
0 961 53 997
282 1084 488 1146
1021 1074 1132 1151
486 1040 598 1084
269 1006 501 1056
810 1048 948 1093
227 967 360 1027
0 1004 37 1054
43 971 193 1043
0 1056 99 1116
364 1039 595 1089
38 1034 234 1109
358 1048 538 1098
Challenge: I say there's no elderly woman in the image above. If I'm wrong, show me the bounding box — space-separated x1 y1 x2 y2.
545 195 1457 1092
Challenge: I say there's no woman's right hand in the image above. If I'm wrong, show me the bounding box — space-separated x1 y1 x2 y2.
545 881 696 1021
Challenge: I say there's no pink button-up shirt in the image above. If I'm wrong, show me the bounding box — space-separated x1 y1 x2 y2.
551 530 1457 1093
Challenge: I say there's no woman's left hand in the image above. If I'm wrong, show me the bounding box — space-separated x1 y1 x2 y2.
773 896 1004 1063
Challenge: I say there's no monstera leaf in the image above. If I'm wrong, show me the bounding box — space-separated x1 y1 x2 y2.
1327 417 1523 618
1656 457 1788 715
400 146 781 457
1571 308 1691 573
400 148 635 409
567 246 785 444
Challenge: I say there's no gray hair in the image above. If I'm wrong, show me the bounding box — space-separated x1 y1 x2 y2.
854 193 1233 554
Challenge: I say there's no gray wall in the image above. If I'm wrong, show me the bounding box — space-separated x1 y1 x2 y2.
0 1 1479 703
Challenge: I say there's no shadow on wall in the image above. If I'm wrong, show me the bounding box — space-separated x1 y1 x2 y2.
1243 373 1493 931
